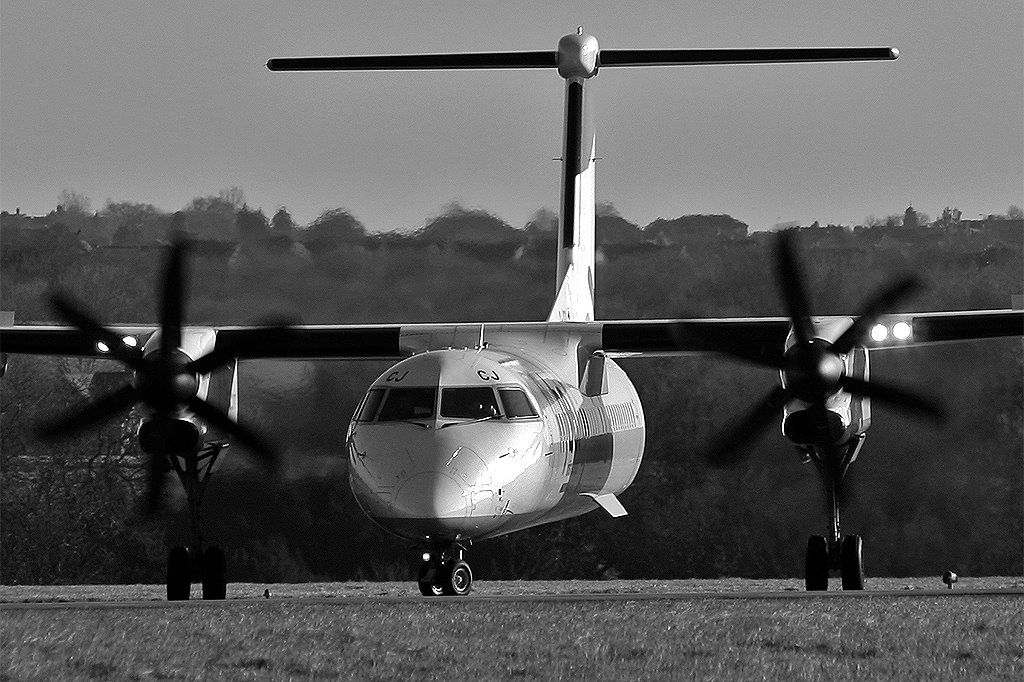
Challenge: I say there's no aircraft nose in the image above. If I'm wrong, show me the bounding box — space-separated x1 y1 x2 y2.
393 470 469 519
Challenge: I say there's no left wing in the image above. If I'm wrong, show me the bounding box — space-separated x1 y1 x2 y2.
0 324 405 361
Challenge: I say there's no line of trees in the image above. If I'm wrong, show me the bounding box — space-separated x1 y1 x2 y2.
0 192 1021 585
5 188 1021 251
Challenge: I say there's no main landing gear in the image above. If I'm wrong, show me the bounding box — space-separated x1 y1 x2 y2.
166 544 227 600
801 437 865 591
163 442 229 600
418 544 473 596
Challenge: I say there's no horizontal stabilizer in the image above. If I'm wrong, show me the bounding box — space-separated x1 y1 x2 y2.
268 46 897 74
582 492 628 518
598 46 898 68
267 52 556 72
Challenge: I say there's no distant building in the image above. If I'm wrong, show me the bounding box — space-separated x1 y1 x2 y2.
957 217 1023 246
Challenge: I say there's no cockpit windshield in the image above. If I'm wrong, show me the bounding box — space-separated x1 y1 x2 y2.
499 388 539 418
441 387 500 419
359 385 539 423
377 387 436 421
355 388 385 422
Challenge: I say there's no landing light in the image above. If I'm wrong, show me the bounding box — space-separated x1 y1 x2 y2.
892 321 912 340
422 552 432 563
870 324 888 342
97 336 138 353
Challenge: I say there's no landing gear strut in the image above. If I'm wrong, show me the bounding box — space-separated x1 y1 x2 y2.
801 437 865 591
163 443 229 600
418 544 473 596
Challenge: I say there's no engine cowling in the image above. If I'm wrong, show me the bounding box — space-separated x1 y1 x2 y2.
139 416 202 455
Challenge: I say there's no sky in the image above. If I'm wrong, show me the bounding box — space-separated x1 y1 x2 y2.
1 1 1021 232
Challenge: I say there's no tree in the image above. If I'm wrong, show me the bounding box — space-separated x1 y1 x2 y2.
167 211 188 241
103 201 164 245
418 203 517 245
51 189 113 244
57 189 91 215
184 194 238 241
524 207 557 234
303 208 366 251
935 206 962 231
271 207 296 236
903 204 919 230
218 186 246 210
236 206 270 242
644 214 748 243
1006 205 1023 220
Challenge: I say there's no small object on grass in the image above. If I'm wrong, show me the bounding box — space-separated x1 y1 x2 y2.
264 589 271 599
942 571 958 589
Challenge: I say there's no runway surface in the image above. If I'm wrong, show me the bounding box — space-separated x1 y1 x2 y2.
2 579 1021 610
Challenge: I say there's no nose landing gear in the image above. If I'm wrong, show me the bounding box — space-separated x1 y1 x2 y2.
418 544 473 596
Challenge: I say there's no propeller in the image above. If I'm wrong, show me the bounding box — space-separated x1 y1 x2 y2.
706 230 943 466
36 240 280 511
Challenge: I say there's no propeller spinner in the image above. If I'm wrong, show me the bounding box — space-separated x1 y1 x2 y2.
36 241 279 511
707 230 944 466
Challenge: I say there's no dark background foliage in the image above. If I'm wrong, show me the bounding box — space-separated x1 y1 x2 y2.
1 197 1020 584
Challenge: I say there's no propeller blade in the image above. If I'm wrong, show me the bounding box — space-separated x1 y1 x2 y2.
160 241 186 353
50 295 146 371
706 386 790 467
832 276 921 354
774 231 816 346
35 384 139 440
186 397 279 470
839 376 945 422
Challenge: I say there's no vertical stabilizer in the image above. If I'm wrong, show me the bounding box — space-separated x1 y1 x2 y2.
548 31 599 323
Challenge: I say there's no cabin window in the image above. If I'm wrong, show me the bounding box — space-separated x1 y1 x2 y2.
441 387 500 419
355 388 385 422
499 388 539 418
378 387 436 421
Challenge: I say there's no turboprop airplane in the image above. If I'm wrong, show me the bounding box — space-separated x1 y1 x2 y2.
2 30 1021 598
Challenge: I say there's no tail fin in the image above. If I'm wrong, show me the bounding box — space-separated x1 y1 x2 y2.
548 36 598 322
547 105 596 322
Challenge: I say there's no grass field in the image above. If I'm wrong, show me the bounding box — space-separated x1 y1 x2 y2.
2 579 1022 681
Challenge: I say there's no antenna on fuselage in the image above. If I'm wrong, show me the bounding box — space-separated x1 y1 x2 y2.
267 34 898 322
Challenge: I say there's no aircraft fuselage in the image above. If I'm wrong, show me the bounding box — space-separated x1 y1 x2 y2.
346 330 645 544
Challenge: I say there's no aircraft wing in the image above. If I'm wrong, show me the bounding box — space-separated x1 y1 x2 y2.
0 324 407 360
2 309 1019 364
599 308 1023 362
0 325 159 357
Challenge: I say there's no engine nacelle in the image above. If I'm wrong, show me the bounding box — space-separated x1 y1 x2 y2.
140 326 239 439
783 408 847 444
139 416 202 455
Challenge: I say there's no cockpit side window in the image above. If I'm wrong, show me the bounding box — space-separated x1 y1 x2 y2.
378 387 437 421
499 388 539 418
440 387 500 419
355 388 385 422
